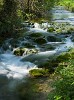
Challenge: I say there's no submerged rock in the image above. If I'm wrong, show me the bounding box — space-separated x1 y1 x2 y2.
22 42 35 48
34 37 47 45
47 35 62 42
41 44 55 51
29 33 43 38
13 48 39 56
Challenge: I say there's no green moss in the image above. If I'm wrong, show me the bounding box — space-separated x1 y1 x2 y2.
34 38 47 45
48 49 74 100
29 33 43 38
56 29 62 33
58 0 74 12
14 48 24 56
41 44 55 50
14 48 39 56
29 69 49 77
47 27 55 32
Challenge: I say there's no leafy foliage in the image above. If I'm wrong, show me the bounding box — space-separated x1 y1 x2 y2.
58 0 74 12
48 49 74 100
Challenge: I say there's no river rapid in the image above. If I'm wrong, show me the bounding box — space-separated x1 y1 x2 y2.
0 6 74 100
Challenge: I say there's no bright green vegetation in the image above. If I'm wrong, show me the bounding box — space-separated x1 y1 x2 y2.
0 0 74 100
29 69 49 77
47 27 55 32
48 49 74 100
16 49 74 100
58 0 74 12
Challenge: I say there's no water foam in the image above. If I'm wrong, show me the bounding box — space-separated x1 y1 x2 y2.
0 52 37 79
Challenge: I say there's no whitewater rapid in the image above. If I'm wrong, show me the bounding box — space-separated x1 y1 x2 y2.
0 51 37 79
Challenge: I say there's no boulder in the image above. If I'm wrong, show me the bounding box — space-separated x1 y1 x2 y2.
22 43 35 48
47 27 55 32
29 69 49 77
41 44 55 51
13 48 39 56
47 35 62 42
34 38 47 45
29 33 43 38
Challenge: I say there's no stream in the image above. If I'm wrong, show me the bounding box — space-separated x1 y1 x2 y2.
0 6 74 100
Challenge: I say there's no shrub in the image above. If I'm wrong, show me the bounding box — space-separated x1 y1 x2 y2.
48 49 74 100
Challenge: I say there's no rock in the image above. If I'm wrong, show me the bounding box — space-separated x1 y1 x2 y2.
21 50 56 64
22 43 35 48
41 44 55 51
47 35 62 42
14 48 24 56
29 69 49 77
34 38 47 45
29 33 42 38
47 27 55 32
13 48 39 56
38 61 55 73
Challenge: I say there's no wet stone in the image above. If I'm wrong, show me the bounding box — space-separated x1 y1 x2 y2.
47 35 62 42
13 48 39 56
34 38 47 45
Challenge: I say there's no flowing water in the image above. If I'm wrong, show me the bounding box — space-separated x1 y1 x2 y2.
0 6 74 100
52 6 74 25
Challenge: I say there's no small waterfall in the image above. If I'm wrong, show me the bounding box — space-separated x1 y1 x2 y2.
34 23 40 29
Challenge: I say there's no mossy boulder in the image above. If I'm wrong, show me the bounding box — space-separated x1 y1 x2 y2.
47 36 62 42
29 69 49 77
22 43 35 48
47 27 55 32
56 28 62 33
14 48 24 56
14 48 39 56
41 44 55 51
34 38 47 45
29 33 43 38
56 49 74 62
52 49 74 67
38 61 55 73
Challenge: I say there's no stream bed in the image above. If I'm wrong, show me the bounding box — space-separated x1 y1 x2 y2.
0 6 74 100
